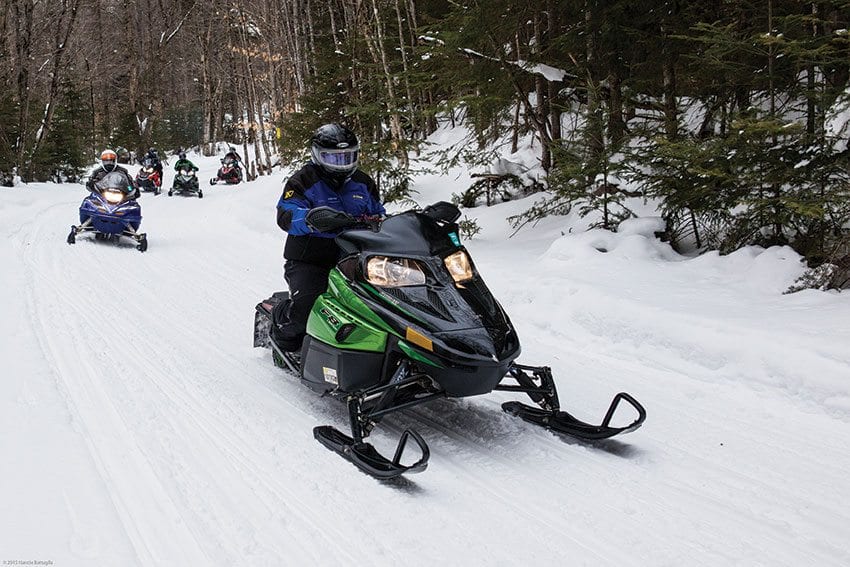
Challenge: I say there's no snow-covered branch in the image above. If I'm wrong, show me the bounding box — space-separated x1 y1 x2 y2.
160 3 196 46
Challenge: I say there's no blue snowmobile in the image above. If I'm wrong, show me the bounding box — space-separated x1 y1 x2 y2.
67 171 148 252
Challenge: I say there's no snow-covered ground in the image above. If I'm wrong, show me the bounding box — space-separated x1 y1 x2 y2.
2 143 850 567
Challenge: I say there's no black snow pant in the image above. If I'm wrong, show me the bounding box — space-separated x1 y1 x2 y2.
271 260 331 352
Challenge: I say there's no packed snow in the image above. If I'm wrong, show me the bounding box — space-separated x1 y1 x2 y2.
2 137 850 566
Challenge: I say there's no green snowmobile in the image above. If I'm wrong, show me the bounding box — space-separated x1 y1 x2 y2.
253 202 645 479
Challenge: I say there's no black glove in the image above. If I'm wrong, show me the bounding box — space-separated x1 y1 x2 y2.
305 207 358 233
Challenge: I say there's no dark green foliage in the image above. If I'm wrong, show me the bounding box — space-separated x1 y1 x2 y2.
153 105 204 152
112 111 144 159
628 112 850 258
458 216 483 240
374 164 419 206
453 174 525 208
29 83 91 182
0 94 19 184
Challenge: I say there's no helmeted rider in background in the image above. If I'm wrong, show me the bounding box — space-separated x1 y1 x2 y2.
270 123 385 355
86 149 137 197
222 146 244 181
224 146 242 164
173 151 199 174
140 147 164 180
172 151 200 193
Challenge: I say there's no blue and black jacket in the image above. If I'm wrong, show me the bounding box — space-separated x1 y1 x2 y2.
276 163 385 267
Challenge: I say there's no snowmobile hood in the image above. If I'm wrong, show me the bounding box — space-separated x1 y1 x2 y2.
334 209 521 364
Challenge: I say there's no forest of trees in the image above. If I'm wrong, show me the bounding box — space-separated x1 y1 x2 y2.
1 0 849 267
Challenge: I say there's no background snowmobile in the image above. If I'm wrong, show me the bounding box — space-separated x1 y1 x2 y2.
254 202 645 479
209 157 241 185
67 171 148 252
136 157 162 195
169 168 203 198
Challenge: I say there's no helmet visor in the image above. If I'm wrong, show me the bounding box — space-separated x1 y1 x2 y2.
316 147 359 171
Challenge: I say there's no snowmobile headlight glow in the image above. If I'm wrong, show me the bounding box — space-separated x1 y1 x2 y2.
103 189 124 204
444 250 474 283
366 256 426 287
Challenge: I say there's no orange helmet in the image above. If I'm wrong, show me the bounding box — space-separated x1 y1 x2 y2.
100 149 117 164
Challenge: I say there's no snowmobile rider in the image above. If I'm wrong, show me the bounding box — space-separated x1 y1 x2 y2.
224 146 242 164
85 149 137 197
173 151 200 190
173 151 199 174
222 146 244 181
270 123 385 355
141 147 164 180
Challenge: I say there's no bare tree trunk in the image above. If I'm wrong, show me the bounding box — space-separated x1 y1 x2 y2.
531 11 551 171
305 0 317 72
328 0 341 51
200 14 215 153
767 0 782 239
511 101 521 154
30 0 82 164
394 0 416 140
585 0 605 175
545 2 561 160
236 4 271 173
366 0 407 167
12 0 35 173
535 74 551 171
84 57 97 146
768 0 776 120
661 15 677 140
282 2 305 96
805 2 818 137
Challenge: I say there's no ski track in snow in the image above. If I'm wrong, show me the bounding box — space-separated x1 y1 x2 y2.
3 158 850 566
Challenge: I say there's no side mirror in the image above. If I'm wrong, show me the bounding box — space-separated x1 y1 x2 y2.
421 201 461 223
306 206 358 233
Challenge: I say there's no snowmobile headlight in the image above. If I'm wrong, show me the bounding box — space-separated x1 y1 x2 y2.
103 189 124 204
444 250 474 283
366 256 426 287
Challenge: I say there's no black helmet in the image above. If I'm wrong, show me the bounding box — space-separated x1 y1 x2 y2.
148 147 158 156
310 123 359 180
179 151 187 160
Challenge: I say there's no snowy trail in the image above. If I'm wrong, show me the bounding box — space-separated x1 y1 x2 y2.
3 158 850 565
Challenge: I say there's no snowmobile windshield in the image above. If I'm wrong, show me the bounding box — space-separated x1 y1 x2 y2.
94 171 132 193
336 211 459 258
